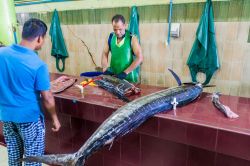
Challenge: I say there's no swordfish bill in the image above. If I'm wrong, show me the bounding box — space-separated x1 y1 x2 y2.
21 69 203 166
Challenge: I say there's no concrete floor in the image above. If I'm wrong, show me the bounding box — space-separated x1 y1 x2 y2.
0 145 8 166
0 145 48 166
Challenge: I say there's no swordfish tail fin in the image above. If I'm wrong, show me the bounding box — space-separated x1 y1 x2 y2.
20 153 85 166
168 68 182 86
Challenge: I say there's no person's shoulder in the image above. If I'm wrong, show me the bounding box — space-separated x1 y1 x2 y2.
35 57 47 66
28 54 47 69
127 31 137 40
38 62 48 70
0 45 12 53
108 32 114 39
0 46 15 58
33 60 49 74
131 34 137 39
130 34 139 44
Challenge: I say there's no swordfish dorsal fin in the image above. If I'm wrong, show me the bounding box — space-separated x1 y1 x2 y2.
168 68 182 86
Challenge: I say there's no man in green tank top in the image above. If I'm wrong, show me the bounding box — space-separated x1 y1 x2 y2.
101 14 143 83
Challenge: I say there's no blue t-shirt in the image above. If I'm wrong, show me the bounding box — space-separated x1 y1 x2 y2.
0 44 50 123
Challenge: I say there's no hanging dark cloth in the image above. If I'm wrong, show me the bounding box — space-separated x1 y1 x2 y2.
187 0 220 85
128 6 141 82
50 9 68 72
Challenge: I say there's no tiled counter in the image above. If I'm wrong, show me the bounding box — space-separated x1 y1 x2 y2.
1 73 250 166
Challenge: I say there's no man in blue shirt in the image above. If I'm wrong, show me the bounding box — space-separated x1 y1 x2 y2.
0 18 61 166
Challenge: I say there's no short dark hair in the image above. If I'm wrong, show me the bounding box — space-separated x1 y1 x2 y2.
112 14 125 24
22 18 47 41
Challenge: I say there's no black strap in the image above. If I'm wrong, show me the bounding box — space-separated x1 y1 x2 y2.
108 32 114 51
128 32 135 56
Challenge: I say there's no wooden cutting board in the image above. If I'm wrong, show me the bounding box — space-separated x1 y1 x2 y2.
51 77 77 93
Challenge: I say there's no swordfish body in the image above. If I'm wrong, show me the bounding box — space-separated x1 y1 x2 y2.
21 70 203 166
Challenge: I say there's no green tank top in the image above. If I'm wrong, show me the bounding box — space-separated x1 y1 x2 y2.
110 30 139 83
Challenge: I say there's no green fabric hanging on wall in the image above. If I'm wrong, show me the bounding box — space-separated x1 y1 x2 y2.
128 6 141 82
50 9 68 72
129 6 141 43
187 0 220 85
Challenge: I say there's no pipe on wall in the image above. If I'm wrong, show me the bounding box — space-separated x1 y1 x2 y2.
15 0 70 6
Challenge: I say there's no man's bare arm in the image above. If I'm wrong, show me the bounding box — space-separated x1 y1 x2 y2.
101 41 110 72
40 90 61 132
124 36 143 74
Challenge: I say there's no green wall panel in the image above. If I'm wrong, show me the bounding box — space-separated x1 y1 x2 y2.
81 10 89 24
213 1 229 22
145 5 161 23
228 0 243 21
172 4 186 22
16 0 250 25
242 0 250 21
158 5 168 23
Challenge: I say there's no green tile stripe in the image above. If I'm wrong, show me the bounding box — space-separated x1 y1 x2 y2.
16 0 250 25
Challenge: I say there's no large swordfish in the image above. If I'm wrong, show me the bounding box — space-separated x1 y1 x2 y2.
21 69 203 166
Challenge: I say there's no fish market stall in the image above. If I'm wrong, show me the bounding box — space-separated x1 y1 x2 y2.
1 73 250 166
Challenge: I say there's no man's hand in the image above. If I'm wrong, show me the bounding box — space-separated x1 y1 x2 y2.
101 40 110 72
40 90 61 132
103 68 114 76
116 72 127 80
51 117 61 132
